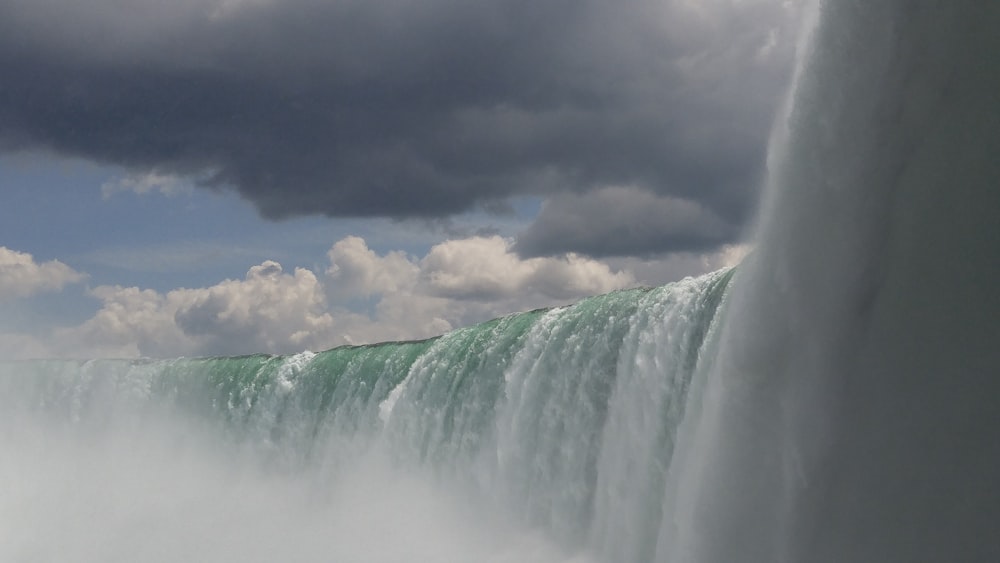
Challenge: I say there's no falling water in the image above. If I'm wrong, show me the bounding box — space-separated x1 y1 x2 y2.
659 1 1000 562
0 271 733 562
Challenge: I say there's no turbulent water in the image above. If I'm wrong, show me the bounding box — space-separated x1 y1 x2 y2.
1 271 733 562
657 2 1000 562
3 1 1000 562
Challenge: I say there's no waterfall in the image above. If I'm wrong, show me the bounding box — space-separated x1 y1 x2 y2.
660 2 1000 561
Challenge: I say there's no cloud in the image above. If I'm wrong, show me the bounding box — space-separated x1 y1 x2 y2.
711 243 753 269
326 236 419 299
605 242 752 287
420 236 633 300
100 171 192 199
172 261 336 353
60 261 338 357
3 234 753 359
43 235 638 358
0 0 800 256
514 186 736 258
0 331 51 359
0 246 86 301
323 235 636 344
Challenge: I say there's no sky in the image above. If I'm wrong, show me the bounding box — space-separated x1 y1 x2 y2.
0 0 802 359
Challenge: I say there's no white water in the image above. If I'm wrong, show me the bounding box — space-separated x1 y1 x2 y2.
1 410 589 563
661 1 1000 561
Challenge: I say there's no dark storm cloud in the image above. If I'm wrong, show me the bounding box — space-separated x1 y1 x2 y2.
0 0 799 254
515 186 736 258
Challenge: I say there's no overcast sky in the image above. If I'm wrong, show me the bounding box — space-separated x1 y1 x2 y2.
0 0 802 358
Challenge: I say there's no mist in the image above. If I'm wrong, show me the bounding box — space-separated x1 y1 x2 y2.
0 386 592 563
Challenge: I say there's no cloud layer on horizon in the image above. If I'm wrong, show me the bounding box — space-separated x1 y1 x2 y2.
60 235 635 358
0 0 800 257
0 237 744 359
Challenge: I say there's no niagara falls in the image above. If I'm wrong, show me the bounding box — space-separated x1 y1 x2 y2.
1 0 998 562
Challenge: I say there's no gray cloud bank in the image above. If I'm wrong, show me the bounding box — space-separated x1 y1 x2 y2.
0 0 799 256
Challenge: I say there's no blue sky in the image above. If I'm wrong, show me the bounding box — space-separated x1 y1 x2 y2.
1 152 536 291
0 0 801 358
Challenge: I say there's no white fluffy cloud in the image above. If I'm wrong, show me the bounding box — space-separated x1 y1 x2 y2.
0 332 51 359
709 243 753 270
11 235 745 359
58 261 338 358
0 246 85 301
326 236 419 299
420 236 634 301
324 236 636 346
606 243 753 288
41 236 639 358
